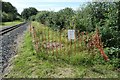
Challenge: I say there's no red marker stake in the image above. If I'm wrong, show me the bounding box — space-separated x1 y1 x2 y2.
74 31 76 55
99 48 109 61
48 28 49 54
78 31 81 47
60 31 61 54
56 31 58 55
52 30 54 55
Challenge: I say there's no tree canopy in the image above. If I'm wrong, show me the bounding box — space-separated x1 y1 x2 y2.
21 7 38 20
1 1 19 22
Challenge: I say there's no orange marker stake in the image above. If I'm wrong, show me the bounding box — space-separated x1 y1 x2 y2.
60 30 61 54
42 31 45 53
78 31 81 47
35 30 38 52
29 24 31 35
56 30 58 55
81 32 84 41
33 27 37 52
81 32 83 47
74 30 76 55
62 29 64 54
52 30 54 55
36 38 39 53
43 30 45 53
53 30 56 55
84 32 87 48
95 28 109 61
99 47 109 61
45 30 47 54
41 30 43 52
67 30 69 55
65 30 67 55
46 28 49 53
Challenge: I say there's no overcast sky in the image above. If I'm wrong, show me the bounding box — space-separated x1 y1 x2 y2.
3 0 92 14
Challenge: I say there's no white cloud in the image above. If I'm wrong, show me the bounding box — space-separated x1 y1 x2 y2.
37 6 78 12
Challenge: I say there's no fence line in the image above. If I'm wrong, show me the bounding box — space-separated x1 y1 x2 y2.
29 24 39 53
29 24 109 61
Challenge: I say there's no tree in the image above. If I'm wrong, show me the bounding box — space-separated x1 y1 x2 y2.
2 1 17 14
35 11 50 24
21 7 38 20
1 11 9 22
29 15 36 21
75 2 119 48
57 7 75 29
2 1 19 21
73 4 94 32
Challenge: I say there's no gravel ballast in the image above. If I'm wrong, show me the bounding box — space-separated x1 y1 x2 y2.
0 23 29 75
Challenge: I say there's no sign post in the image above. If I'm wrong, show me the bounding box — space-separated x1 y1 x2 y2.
68 30 75 55
68 30 75 41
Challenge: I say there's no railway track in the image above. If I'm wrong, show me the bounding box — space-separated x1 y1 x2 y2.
0 22 27 35
1 22 28 75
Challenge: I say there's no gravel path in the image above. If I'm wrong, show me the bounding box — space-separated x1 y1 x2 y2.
0 23 29 76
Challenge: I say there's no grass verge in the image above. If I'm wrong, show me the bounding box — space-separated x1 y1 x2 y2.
0 21 23 27
4 22 119 78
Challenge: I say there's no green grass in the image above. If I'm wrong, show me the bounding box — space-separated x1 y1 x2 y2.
0 21 23 27
4 31 86 78
4 21 119 78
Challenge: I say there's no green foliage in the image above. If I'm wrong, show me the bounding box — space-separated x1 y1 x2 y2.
70 3 97 32
57 7 75 30
35 11 50 24
33 2 120 49
29 15 36 21
35 8 75 30
2 1 119 78
2 1 17 13
2 1 19 22
104 47 120 68
1 11 9 22
96 2 120 48
31 2 120 72
21 7 38 20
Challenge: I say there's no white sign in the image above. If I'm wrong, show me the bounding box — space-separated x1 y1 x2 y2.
68 30 75 40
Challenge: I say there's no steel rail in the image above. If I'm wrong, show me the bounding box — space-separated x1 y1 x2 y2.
0 22 27 35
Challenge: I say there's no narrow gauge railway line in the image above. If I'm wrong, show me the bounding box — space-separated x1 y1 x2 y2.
1 22 29 76
0 22 27 35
